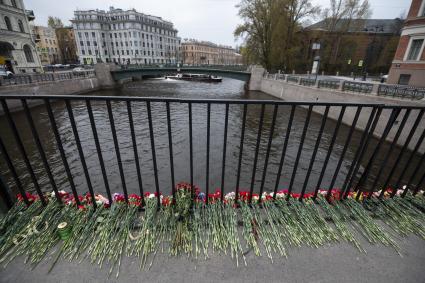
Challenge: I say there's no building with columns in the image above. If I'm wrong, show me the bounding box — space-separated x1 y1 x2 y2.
387 0 425 86
181 39 242 65
71 6 181 65
0 0 42 73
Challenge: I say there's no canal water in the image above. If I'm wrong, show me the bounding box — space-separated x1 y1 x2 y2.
0 78 421 199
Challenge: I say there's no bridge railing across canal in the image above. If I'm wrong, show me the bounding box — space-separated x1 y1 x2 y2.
0 95 425 209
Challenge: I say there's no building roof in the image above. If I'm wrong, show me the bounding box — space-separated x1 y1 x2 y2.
307 18 404 34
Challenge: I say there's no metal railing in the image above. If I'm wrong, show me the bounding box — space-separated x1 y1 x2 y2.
0 95 425 209
378 84 425 100
318 80 340 90
299 78 316 87
0 70 96 87
342 81 374 93
287 76 299 83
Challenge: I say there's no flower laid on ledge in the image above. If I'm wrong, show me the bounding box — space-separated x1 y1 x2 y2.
0 183 424 277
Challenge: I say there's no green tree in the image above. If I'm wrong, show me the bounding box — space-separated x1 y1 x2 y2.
47 16 64 28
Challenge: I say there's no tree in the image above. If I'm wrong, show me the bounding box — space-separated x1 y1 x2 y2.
234 0 320 71
47 16 64 28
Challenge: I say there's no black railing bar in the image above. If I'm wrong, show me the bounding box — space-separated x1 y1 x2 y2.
355 108 401 200
235 104 248 203
258 104 278 204
21 99 62 204
146 101 160 207
106 100 129 203
249 104 265 204
300 106 330 200
313 106 346 199
0 95 390 107
87 100 112 204
327 106 362 194
44 99 80 205
127 101 145 203
188 103 194 203
0 100 46 206
65 100 96 209
381 109 425 192
0 174 13 209
0 137 29 205
220 103 229 202
392 127 425 197
372 109 411 198
343 107 382 198
406 150 425 196
206 103 211 204
288 105 313 201
273 105 296 200
166 102 176 201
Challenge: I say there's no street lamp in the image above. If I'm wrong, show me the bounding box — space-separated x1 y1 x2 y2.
311 42 321 81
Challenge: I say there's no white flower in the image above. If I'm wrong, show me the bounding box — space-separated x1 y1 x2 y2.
225 192 235 200
261 192 268 199
276 192 285 199
149 193 155 199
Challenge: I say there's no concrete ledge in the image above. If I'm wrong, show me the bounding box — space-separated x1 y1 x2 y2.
260 78 425 153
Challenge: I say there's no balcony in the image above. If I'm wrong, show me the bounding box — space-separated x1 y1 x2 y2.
26 10 35 21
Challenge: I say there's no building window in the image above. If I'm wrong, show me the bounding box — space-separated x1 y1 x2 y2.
82 50 85 55
398 74 411 85
4 16 12 31
92 32 95 37
88 50 92 55
11 0 17 8
407 39 424 60
80 41 83 46
23 45 34 62
18 20 24 32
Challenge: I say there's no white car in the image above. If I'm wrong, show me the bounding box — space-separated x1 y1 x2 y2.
0 67 13 78
72 67 86 74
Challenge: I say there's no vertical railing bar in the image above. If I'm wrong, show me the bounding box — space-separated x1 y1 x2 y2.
126 102 144 201
313 106 346 199
406 150 425 196
206 103 211 204
146 101 160 207
287 105 313 200
391 128 425 197
327 106 362 195
381 109 425 192
1 100 46 206
0 137 28 205
44 99 80 205
248 104 265 204
188 103 194 203
235 104 248 202
258 104 278 203
342 107 381 199
106 100 129 203
220 103 229 202
300 106 330 200
373 109 411 198
273 105 295 199
65 100 96 209
21 99 62 204
87 99 112 204
166 102 176 201
0 174 13 209
413 169 425 196
355 108 400 200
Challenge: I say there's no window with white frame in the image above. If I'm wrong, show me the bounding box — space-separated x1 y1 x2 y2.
406 39 424 60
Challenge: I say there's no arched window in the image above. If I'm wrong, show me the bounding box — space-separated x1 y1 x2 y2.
4 16 12 31
18 20 24 33
11 0 17 8
23 45 34 63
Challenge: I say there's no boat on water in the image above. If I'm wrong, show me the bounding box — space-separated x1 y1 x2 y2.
165 73 222 82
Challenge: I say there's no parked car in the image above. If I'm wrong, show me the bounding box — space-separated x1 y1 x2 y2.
0 67 14 79
72 67 86 74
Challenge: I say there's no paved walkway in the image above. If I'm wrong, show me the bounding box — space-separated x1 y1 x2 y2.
0 235 424 283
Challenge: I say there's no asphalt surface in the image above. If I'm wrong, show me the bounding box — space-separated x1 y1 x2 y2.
0 233 424 283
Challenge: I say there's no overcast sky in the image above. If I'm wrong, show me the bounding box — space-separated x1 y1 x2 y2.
25 0 411 47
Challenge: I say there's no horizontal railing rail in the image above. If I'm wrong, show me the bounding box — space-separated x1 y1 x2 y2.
342 81 374 93
1 95 425 210
299 78 316 86
318 80 340 90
